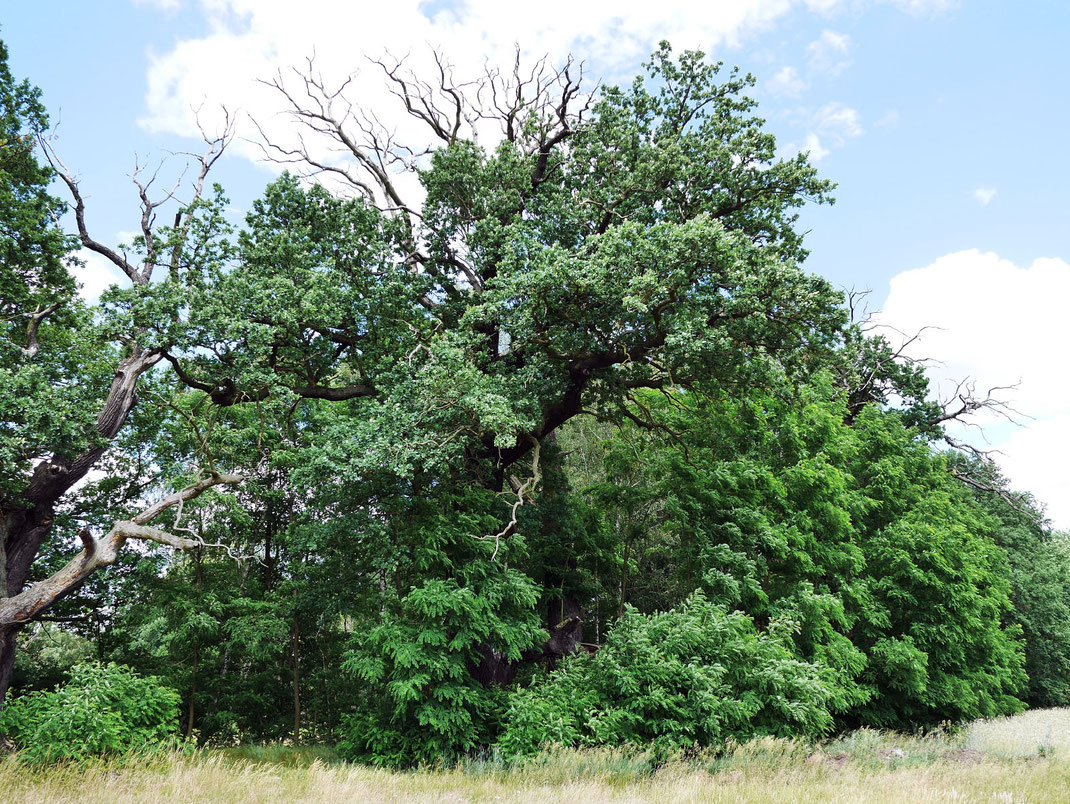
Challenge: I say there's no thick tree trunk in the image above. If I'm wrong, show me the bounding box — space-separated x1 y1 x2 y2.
0 349 160 711
0 626 14 751
0 627 16 712
0 506 51 714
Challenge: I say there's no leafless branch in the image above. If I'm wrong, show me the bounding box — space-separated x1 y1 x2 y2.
254 47 593 296
949 466 1033 515
930 377 1030 428
40 111 233 286
478 436 541 560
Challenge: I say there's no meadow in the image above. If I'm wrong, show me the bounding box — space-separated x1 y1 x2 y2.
2 709 1067 803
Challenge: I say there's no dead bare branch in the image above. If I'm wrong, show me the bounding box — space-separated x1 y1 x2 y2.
478 436 542 560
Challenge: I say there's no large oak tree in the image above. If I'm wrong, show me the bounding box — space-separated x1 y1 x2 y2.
0 41 846 743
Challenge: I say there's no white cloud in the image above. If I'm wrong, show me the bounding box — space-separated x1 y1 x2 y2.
997 414 1070 526
782 132 830 162
71 250 128 304
138 0 805 159
780 101 861 161
803 0 843 12
814 101 863 139
133 1 958 183
887 0 959 16
807 29 851 75
973 186 997 206
768 65 807 96
873 250 1070 527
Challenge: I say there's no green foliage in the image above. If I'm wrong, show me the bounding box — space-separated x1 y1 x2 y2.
1008 529 1070 706
3 33 1055 770
11 624 95 693
961 463 1070 708
338 510 544 765
497 593 834 757
0 662 181 763
562 379 1027 731
0 39 100 498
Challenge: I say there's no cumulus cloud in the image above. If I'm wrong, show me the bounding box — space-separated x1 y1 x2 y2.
998 414 1070 526
71 250 127 304
138 0 804 158
973 186 997 206
873 249 1070 526
813 101 863 139
806 29 851 75
136 1 950 170
768 65 808 96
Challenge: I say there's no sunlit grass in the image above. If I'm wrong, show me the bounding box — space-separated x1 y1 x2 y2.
2 709 1069 802
963 707 1070 759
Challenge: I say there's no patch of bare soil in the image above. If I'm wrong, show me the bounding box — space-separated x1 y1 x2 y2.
944 748 984 764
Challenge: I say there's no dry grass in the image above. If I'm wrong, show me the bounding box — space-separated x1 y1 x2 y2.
3 711 1070 803
962 708 1070 759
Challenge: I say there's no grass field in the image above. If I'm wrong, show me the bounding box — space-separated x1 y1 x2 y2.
2 709 1068 803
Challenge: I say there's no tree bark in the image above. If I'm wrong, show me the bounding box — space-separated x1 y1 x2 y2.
0 348 163 709
0 626 14 750
0 627 15 713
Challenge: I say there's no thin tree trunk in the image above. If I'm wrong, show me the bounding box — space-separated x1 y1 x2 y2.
320 638 331 737
291 613 301 745
185 643 199 742
186 550 204 743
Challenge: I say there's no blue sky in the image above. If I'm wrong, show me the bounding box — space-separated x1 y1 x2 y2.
3 1 1069 524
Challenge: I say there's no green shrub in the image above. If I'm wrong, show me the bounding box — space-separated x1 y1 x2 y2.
0 662 182 763
337 559 544 767
497 592 835 757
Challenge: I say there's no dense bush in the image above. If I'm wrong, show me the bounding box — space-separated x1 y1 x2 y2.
0 662 182 763
568 382 1028 731
497 593 835 757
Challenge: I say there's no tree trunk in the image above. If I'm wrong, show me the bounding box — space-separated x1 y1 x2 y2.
185 644 199 743
0 506 52 711
0 627 14 751
0 349 160 711
291 613 301 745
0 627 16 711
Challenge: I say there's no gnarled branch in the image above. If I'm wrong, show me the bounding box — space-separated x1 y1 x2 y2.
0 472 243 628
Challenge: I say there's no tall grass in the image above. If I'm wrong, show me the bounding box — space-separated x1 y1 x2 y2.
963 708 1070 759
2 710 1069 802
